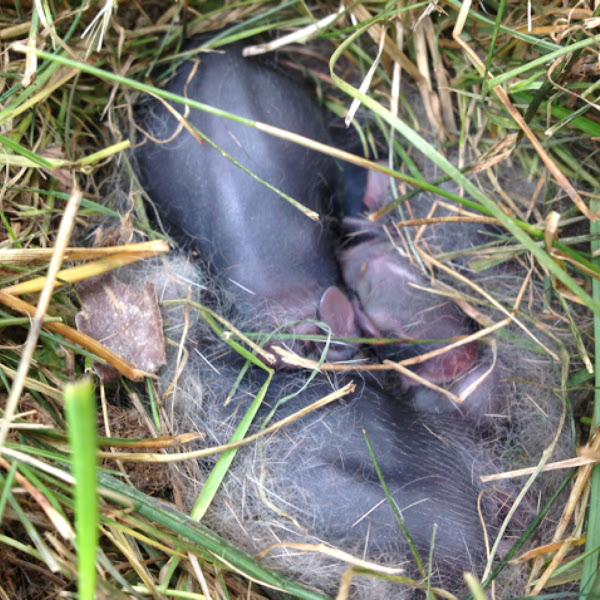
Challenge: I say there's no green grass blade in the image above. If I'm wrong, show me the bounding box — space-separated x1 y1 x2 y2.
64 377 99 600
580 199 600 596
190 371 272 521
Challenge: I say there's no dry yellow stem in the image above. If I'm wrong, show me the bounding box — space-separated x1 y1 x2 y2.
0 240 169 266
0 291 149 381
5 246 169 296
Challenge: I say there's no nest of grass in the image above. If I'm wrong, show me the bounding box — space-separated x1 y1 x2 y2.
0 1 599 599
